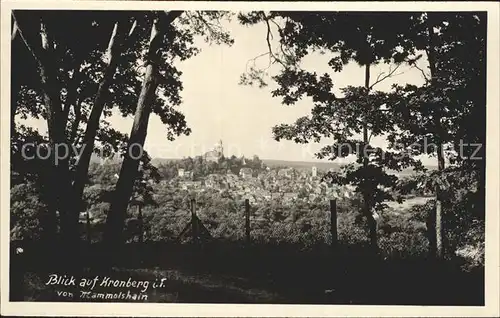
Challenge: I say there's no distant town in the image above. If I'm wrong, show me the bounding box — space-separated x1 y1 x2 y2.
156 140 355 205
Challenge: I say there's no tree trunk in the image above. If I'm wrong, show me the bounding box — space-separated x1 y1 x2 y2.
363 63 378 251
68 98 83 144
102 12 182 251
14 15 65 142
62 68 82 131
13 12 77 250
104 62 158 248
435 143 445 258
11 20 18 40
73 18 133 212
104 15 173 249
426 13 445 259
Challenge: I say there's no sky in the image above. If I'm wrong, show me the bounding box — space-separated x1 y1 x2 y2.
20 14 433 165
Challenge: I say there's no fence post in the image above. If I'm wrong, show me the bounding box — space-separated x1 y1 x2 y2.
191 198 198 244
245 199 251 244
330 199 337 249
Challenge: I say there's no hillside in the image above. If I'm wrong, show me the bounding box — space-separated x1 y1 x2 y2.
261 159 343 171
261 159 437 176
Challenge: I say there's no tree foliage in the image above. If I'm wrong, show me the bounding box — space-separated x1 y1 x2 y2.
238 11 486 257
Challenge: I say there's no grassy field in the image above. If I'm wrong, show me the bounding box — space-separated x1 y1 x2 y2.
385 196 434 210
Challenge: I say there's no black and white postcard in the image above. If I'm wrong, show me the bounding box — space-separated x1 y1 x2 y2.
1 1 499 317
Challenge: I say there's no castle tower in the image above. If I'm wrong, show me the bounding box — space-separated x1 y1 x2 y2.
216 140 224 156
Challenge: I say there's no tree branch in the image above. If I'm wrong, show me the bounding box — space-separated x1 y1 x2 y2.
368 131 374 143
195 11 224 34
161 10 183 27
412 63 430 82
261 12 289 68
369 63 402 90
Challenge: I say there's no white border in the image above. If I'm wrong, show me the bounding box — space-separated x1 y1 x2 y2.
1 1 499 317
